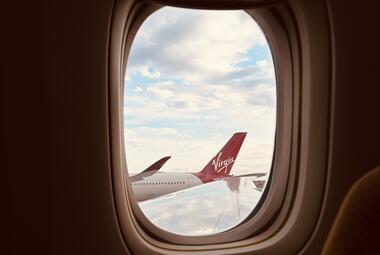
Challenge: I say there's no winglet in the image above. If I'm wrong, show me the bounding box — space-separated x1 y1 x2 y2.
142 156 171 172
129 156 171 182
199 132 247 176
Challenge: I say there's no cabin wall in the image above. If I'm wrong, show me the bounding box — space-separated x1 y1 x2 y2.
303 0 380 253
2 0 129 254
2 0 379 254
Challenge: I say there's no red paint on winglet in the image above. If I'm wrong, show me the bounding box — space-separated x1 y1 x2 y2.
142 156 171 172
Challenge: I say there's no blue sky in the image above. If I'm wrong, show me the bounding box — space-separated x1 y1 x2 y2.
124 7 276 174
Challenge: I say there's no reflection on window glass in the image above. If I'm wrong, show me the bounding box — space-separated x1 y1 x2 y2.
124 7 276 236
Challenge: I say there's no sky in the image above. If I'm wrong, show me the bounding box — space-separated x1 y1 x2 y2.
124 7 276 176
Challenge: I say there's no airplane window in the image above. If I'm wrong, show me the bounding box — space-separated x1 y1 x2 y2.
124 7 276 236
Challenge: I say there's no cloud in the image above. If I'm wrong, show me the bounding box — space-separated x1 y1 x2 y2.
128 8 267 84
224 59 275 88
133 86 143 93
125 126 274 175
124 7 276 176
125 127 221 172
136 66 161 79
124 78 275 128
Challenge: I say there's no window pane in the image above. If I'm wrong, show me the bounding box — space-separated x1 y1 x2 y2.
124 7 276 236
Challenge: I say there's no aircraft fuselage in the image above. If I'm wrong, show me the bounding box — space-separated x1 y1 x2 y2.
130 172 203 201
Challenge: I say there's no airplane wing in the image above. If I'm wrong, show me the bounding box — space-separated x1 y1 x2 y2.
234 172 268 178
233 173 268 190
138 176 265 236
129 156 171 182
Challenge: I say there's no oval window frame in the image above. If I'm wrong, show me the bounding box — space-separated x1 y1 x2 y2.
108 0 331 253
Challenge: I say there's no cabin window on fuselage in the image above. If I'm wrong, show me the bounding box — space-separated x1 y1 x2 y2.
124 7 276 236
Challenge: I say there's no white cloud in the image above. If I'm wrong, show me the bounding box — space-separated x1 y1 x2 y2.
137 66 161 79
124 7 276 176
128 8 267 84
133 86 143 93
124 77 275 126
125 126 274 175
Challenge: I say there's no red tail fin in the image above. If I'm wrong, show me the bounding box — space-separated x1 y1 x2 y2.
199 132 247 176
